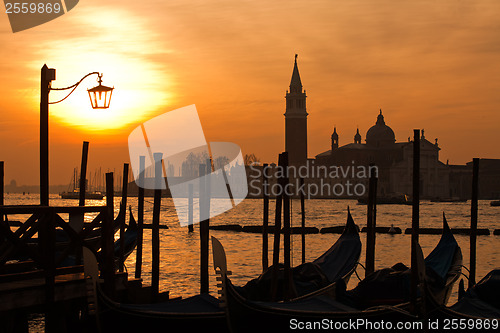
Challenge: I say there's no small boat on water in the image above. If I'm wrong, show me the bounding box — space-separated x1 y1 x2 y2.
82 247 228 333
341 213 462 308
238 208 361 301
212 237 418 333
60 190 104 200
357 194 411 205
490 200 500 207
59 168 104 200
428 270 500 320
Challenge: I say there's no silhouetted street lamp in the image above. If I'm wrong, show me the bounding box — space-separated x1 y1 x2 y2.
40 65 114 205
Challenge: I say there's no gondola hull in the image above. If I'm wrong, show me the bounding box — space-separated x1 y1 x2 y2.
97 292 228 333
223 275 420 333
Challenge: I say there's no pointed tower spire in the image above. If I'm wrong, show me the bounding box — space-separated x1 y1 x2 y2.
289 54 302 93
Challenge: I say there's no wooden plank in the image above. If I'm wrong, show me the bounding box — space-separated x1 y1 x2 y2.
209 224 242 231
0 272 129 312
404 227 489 235
361 226 402 234
0 265 83 284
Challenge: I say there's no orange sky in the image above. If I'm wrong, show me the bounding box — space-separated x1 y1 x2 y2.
1 0 499 186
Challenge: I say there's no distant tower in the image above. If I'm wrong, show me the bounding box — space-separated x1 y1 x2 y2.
354 128 361 144
285 54 308 166
331 127 339 151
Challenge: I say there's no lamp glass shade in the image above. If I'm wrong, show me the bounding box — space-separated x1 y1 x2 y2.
87 84 114 109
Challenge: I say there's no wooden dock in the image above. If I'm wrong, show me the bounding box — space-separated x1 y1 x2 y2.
0 201 144 331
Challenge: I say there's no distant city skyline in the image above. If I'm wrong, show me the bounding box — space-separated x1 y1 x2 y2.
1 0 499 186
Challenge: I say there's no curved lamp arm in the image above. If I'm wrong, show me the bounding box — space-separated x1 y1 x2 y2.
49 72 101 105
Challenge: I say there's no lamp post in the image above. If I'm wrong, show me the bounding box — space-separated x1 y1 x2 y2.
40 64 113 206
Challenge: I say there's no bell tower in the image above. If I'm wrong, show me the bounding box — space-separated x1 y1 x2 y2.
354 128 361 144
285 54 308 166
331 127 339 151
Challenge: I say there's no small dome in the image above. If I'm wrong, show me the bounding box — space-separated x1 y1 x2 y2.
366 110 395 147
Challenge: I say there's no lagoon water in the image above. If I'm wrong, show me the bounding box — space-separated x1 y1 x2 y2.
4 193 500 307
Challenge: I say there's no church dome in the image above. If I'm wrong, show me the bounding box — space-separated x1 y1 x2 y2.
366 110 395 147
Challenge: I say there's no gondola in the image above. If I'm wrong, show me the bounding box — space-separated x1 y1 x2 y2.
109 206 139 265
428 269 500 321
211 236 419 333
82 247 228 333
238 208 361 301
341 213 462 309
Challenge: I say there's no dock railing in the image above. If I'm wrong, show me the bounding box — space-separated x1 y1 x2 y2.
0 205 115 312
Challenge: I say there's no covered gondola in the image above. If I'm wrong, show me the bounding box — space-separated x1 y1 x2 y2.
340 213 462 308
82 247 228 333
428 270 500 321
211 236 419 333
238 208 361 301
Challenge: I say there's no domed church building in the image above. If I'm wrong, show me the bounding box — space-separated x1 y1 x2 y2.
280 55 498 200
314 110 451 198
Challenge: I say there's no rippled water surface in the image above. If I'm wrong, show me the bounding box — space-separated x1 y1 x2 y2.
5 194 500 306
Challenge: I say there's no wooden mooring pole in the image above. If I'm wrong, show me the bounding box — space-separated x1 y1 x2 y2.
469 158 479 288
41 208 56 332
282 152 294 301
262 163 269 271
135 157 145 279
365 164 378 277
104 173 115 297
40 65 51 206
199 162 210 294
78 141 89 206
152 153 163 301
119 163 129 272
410 129 421 315
300 177 306 264
188 184 194 233
270 153 285 301
0 161 4 207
